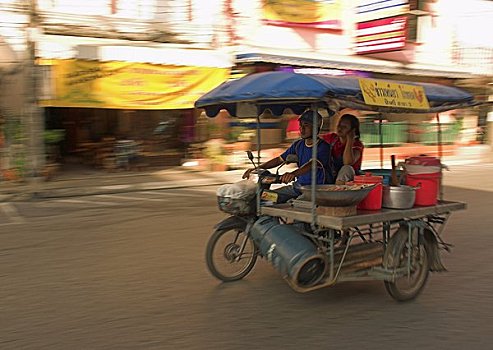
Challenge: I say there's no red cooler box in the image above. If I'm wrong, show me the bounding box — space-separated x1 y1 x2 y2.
354 173 383 210
406 172 441 206
404 156 442 206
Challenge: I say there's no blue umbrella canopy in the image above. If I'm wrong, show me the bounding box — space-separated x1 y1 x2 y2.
195 71 477 117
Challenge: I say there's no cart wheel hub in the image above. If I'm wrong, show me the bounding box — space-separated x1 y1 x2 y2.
224 243 240 262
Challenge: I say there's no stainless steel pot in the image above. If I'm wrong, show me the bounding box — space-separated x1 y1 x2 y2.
382 185 416 209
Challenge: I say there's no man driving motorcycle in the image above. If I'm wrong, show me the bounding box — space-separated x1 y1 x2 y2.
242 110 333 203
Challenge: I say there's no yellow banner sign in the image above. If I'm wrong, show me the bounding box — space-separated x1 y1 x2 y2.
262 0 342 30
40 59 230 110
359 78 430 109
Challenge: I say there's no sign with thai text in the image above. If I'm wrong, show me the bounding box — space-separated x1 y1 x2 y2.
39 59 230 110
261 0 342 30
359 78 430 109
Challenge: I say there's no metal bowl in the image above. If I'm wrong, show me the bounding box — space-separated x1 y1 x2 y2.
299 184 375 207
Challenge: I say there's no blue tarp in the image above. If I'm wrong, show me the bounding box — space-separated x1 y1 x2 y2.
195 71 478 117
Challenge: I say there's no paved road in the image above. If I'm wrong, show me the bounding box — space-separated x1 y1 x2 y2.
0 187 217 224
1 168 493 349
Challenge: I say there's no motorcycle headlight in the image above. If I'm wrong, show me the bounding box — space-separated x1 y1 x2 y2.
249 173 259 184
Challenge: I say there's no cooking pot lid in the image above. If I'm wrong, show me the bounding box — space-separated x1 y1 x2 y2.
384 185 416 192
405 156 441 166
354 172 383 183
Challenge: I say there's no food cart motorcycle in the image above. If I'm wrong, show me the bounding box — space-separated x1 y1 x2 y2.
194 71 484 301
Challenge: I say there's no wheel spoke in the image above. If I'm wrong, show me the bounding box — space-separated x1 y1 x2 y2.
232 230 241 244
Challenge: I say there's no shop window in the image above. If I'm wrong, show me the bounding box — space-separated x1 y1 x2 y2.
37 0 110 16
38 0 155 19
111 0 155 20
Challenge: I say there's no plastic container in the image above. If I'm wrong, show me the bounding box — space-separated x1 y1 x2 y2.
405 172 441 206
353 173 383 210
360 169 403 186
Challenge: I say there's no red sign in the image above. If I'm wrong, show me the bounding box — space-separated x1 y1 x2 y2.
355 16 408 54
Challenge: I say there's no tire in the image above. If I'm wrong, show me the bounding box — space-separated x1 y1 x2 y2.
205 226 258 282
384 227 430 302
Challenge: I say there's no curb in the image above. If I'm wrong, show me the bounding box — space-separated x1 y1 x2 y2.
0 169 246 202
33 180 232 200
1 151 490 201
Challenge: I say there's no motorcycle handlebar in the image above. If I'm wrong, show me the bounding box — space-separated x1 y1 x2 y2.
250 169 282 185
260 174 280 185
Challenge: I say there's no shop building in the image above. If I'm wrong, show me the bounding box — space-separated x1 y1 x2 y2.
222 0 493 154
38 38 232 171
1 0 492 179
1 0 235 177
0 2 29 180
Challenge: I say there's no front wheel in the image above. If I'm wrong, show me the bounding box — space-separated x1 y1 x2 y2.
206 226 258 282
384 227 430 301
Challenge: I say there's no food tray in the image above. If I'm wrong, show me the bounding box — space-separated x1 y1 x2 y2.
299 184 375 207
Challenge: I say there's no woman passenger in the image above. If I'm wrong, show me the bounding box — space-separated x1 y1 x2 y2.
321 113 364 184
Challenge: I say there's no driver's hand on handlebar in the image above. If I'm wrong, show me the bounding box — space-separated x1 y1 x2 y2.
280 172 296 184
242 168 254 179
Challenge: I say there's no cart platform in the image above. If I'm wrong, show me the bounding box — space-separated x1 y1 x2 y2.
260 201 467 230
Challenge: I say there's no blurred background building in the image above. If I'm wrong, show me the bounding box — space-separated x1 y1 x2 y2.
0 0 492 178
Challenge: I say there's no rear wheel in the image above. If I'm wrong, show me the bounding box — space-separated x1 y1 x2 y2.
384 227 430 301
206 227 258 282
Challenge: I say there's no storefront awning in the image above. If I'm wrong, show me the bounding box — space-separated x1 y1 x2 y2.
37 34 233 68
36 35 233 109
403 62 488 79
235 49 485 79
236 51 403 75
76 45 233 68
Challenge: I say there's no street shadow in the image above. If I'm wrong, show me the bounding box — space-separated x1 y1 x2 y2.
201 184 493 301
159 184 493 347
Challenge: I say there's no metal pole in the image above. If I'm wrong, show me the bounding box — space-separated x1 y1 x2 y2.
26 0 44 196
310 106 318 231
436 113 443 159
436 113 443 201
256 114 261 215
256 115 261 166
379 117 384 168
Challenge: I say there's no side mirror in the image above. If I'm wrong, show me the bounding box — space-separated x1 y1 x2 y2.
246 150 257 169
246 151 254 162
275 154 298 177
285 154 298 165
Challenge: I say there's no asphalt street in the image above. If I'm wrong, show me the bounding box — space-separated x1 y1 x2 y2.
0 164 492 349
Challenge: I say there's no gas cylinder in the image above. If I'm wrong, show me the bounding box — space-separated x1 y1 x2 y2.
249 216 327 288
